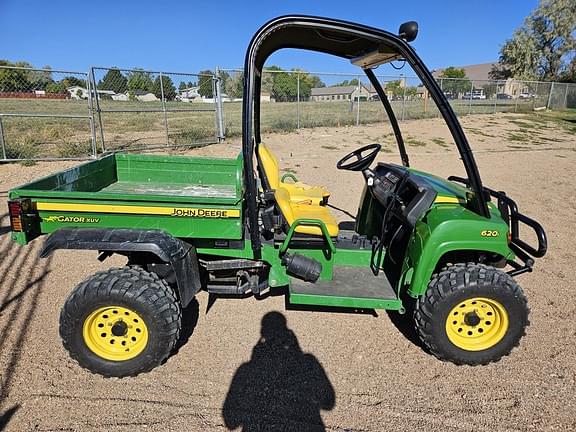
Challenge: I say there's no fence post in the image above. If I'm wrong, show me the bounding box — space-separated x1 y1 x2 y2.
493 81 498 114
468 80 474 115
215 67 225 141
296 72 300 129
401 77 407 121
438 78 443 118
563 83 569 109
0 116 6 160
356 75 361 126
90 68 106 153
546 81 554 109
159 72 170 146
85 72 98 158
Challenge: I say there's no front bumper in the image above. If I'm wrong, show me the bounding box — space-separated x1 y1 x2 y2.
448 176 548 276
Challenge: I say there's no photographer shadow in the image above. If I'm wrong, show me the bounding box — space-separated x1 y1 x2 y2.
222 312 335 431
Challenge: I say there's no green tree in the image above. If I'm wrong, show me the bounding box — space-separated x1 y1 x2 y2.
98 68 127 93
333 78 359 87
224 72 244 98
61 76 86 88
482 83 498 98
0 60 32 92
28 65 53 90
178 81 187 91
45 81 67 94
439 67 472 96
198 70 214 98
152 75 176 100
127 69 154 92
385 80 403 97
490 0 576 81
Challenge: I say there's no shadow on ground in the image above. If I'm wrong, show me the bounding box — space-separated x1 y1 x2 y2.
0 213 53 426
0 405 19 432
222 312 335 431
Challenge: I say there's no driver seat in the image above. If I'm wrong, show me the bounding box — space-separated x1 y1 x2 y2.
258 144 330 205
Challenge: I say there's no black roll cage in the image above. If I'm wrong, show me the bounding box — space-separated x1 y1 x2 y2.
242 15 490 256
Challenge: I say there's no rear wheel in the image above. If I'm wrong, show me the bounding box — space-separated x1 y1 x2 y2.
60 266 181 377
415 263 528 365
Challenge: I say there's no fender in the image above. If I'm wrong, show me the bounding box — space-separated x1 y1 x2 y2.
40 228 201 307
404 206 513 297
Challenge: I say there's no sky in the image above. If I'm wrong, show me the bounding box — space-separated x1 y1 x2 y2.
0 0 538 77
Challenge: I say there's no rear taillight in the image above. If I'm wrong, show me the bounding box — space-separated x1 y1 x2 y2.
8 200 23 231
8 199 32 232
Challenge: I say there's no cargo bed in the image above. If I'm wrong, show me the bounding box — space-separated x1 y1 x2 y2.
9 153 245 243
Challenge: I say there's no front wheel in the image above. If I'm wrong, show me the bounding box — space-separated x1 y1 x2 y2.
60 266 181 377
415 263 529 365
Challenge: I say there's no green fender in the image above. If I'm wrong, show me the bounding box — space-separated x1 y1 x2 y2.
403 205 514 297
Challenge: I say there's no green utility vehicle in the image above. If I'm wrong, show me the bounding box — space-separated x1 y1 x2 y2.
7 16 547 377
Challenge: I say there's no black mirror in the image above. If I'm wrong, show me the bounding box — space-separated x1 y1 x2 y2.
398 21 418 42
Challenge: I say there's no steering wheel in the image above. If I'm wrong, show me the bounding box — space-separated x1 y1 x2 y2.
336 143 381 171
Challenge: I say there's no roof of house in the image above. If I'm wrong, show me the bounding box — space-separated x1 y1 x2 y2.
432 62 497 82
311 84 369 96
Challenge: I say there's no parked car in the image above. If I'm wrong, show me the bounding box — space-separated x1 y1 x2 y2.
519 92 536 99
496 93 513 100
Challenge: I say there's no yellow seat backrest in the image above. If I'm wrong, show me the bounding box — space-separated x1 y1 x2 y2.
257 144 280 190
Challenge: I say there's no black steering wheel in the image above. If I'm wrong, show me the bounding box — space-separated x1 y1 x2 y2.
336 143 382 171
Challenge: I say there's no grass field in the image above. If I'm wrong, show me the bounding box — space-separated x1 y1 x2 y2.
0 95 547 160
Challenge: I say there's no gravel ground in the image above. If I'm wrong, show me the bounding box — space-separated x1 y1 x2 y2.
0 113 575 431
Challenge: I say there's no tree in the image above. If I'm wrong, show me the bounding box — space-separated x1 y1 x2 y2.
178 81 187 91
482 83 498 98
45 81 67 94
224 72 244 98
385 80 403 97
152 75 176 100
28 65 53 90
98 68 127 93
127 69 154 92
198 70 214 98
490 0 576 81
333 78 359 87
439 67 472 96
61 76 86 88
0 60 32 92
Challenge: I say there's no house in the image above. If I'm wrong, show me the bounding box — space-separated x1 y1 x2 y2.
131 89 158 102
67 86 88 99
432 62 530 98
310 84 370 102
111 93 129 101
177 86 201 102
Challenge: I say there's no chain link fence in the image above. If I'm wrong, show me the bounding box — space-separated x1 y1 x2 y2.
89 67 221 152
0 66 95 161
1 63 575 161
218 68 576 137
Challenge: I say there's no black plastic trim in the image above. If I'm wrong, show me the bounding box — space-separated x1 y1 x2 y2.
40 228 201 307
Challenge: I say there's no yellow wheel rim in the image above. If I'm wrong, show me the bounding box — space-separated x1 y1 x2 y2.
445 297 509 351
82 306 149 361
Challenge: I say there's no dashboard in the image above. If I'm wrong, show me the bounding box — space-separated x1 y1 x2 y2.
369 163 437 228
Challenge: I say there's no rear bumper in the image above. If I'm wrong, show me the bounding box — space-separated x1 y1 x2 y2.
448 176 548 276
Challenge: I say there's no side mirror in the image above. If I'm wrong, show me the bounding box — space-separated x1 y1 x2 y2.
398 21 418 42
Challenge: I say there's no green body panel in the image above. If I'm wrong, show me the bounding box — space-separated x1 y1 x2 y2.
288 293 403 310
404 202 513 297
9 153 245 243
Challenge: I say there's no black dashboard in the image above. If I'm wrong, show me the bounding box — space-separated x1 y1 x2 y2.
369 163 437 228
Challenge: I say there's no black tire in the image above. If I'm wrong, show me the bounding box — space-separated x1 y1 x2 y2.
60 266 181 377
414 263 529 365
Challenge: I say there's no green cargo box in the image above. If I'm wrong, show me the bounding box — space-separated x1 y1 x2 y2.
9 153 245 242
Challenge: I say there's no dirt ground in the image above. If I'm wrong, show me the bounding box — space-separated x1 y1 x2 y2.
0 112 575 431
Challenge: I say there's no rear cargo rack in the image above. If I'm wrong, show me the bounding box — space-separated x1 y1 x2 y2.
448 176 547 276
